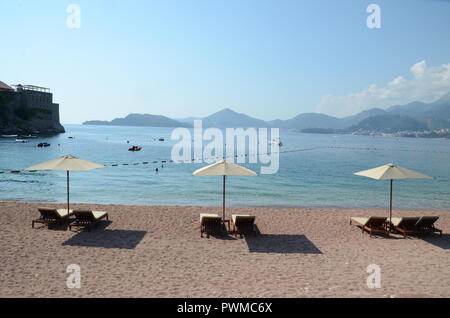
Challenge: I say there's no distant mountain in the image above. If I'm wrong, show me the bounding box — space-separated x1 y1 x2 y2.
384 92 450 129
350 115 428 132
175 117 203 126
300 91 450 132
423 91 450 120
270 113 345 129
81 91 450 132
202 108 268 128
341 108 387 127
83 113 191 128
387 101 429 115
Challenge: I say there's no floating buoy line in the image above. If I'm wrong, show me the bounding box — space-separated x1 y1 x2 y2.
1 145 449 174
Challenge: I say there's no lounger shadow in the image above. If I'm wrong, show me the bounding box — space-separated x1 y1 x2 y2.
245 234 322 254
421 234 450 250
62 229 147 249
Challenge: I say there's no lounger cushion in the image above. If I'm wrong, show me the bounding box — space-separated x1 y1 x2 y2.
232 214 255 224
350 217 369 226
56 209 73 218
389 217 402 227
38 208 73 218
90 211 107 220
200 214 220 222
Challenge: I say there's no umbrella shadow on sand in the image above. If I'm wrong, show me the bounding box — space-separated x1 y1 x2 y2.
420 234 450 250
62 223 147 249
244 231 322 254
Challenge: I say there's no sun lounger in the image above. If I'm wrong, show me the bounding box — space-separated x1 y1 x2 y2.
69 210 109 231
32 207 74 228
231 214 257 238
200 214 222 238
350 216 389 237
415 216 442 236
389 217 421 238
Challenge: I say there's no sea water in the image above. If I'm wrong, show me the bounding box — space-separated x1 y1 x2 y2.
0 124 449 210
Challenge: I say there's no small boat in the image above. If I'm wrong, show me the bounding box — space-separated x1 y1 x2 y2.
128 145 142 152
158 138 165 141
15 139 28 143
1 134 18 138
269 138 283 146
68 136 75 139
37 142 51 148
21 135 37 138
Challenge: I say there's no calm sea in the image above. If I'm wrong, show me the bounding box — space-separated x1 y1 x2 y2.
1 124 449 210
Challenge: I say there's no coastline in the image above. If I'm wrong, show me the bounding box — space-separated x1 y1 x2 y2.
1 201 449 298
1 199 449 212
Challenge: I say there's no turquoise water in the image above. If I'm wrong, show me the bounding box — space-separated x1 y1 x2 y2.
1 124 449 210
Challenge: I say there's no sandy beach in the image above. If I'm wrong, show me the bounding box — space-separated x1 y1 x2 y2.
0 201 448 298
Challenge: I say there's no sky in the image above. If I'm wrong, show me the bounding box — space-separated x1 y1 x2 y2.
1 0 450 124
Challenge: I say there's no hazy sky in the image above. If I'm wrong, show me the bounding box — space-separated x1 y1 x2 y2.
1 0 450 123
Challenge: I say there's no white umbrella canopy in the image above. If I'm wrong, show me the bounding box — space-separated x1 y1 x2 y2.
193 160 257 220
193 160 257 177
354 163 432 180
25 154 104 171
354 163 432 221
25 154 105 212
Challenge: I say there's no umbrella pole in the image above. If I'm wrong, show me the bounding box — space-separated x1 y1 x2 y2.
389 179 393 221
67 170 70 213
223 175 226 220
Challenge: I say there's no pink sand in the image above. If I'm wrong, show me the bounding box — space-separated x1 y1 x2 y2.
0 202 449 298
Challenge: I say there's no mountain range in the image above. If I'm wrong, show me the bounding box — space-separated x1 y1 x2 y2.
83 91 450 132
83 114 191 128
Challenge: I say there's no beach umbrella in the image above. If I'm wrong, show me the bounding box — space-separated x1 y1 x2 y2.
193 160 257 220
354 163 431 221
25 154 105 212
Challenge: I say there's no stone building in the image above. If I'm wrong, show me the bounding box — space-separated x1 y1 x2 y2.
0 81 64 134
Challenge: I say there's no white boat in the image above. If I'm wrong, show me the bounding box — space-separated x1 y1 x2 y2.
1 134 18 138
15 139 29 143
269 138 283 147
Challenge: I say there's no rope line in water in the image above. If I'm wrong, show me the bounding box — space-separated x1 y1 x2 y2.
0 145 448 174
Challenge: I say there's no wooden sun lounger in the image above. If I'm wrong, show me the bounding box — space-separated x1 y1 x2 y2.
390 216 443 237
200 214 222 238
350 216 389 237
231 214 257 238
69 210 109 231
415 216 442 236
32 207 74 228
389 217 421 238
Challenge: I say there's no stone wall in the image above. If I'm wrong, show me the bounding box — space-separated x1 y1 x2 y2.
0 89 65 134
